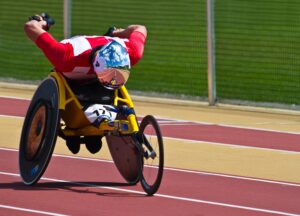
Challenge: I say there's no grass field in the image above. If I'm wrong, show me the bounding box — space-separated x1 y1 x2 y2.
215 0 300 105
1 0 300 106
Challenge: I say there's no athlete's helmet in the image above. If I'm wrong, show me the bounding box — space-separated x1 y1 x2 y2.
93 40 131 89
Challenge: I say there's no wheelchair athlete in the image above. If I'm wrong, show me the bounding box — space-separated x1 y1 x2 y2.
24 13 147 154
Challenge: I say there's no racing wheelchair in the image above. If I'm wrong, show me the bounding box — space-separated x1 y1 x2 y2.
19 72 164 195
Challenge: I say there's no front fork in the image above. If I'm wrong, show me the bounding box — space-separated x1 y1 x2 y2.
133 131 156 160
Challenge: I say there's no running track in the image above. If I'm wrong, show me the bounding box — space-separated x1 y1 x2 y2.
1 96 300 216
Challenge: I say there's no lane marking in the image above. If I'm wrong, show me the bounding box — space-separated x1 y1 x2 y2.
1 113 300 154
0 114 23 119
1 171 299 216
1 147 300 188
159 123 199 126
155 115 300 135
1 96 300 135
0 96 31 101
0 204 68 216
165 136 300 154
166 167 300 187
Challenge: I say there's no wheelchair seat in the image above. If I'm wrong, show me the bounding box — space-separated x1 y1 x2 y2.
64 77 114 106
52 74 114 129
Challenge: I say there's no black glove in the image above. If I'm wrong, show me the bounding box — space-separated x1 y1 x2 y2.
104 26 116 37
28 12 55 31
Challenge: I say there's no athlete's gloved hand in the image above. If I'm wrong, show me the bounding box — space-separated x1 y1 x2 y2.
104 26 116 37
28 12 55 31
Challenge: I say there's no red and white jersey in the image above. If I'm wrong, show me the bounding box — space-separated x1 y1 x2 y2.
36 31 146 79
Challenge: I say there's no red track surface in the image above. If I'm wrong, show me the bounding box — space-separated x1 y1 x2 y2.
1 149 300 216
1 96 300 215
2 97 300 152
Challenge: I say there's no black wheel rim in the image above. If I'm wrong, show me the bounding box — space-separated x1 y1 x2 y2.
19 77 60 185
139 115 164 195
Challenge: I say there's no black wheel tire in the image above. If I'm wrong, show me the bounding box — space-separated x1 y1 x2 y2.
138 115 164 195
19 77 60 185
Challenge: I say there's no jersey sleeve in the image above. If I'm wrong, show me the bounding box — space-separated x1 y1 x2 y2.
127 31 146 66
35 32 73 71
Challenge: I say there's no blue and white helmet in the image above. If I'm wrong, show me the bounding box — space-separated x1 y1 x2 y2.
93 40 131 89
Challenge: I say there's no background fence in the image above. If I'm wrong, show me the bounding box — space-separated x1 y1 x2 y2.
0 0 300 108
215 0 300 107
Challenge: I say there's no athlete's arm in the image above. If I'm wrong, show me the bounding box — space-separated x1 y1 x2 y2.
24 15 48 42
24 15 71 71
112 25 147 39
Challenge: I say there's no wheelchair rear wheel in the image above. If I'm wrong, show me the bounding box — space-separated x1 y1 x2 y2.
19 77 60 185
138 115 164 195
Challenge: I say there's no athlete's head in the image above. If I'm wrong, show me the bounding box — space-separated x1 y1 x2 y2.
91 40 130 89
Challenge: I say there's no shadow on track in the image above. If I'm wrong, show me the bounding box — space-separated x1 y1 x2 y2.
0 181 145 197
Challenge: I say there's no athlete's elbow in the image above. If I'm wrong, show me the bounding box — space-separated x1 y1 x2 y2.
136 50 144 61
130 25 147 38
138 25 147 38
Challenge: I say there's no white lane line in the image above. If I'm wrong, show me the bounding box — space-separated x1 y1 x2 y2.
1 113 300 154
1 171 299 216
155 115 300 135
1 147 300 188
1 96 300 136
0 114 23 119
0 204 68 216
166 167 300 188
164 136 300 154
155 193 300 216
159 123 198 126
0 96 31 101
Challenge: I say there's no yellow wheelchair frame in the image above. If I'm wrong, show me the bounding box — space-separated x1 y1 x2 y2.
19 72 164 196
51 72 139 137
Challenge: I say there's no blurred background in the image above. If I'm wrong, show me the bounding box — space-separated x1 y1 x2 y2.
1 0 300 108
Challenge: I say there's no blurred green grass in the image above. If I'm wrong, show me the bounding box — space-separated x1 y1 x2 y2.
72 0 207 97
1 0 300 106
0 0 64 79
215 0 300 105
0 0 207 98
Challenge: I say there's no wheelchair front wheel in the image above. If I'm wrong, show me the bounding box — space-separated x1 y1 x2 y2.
19 77 60 185
138 115 164 195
